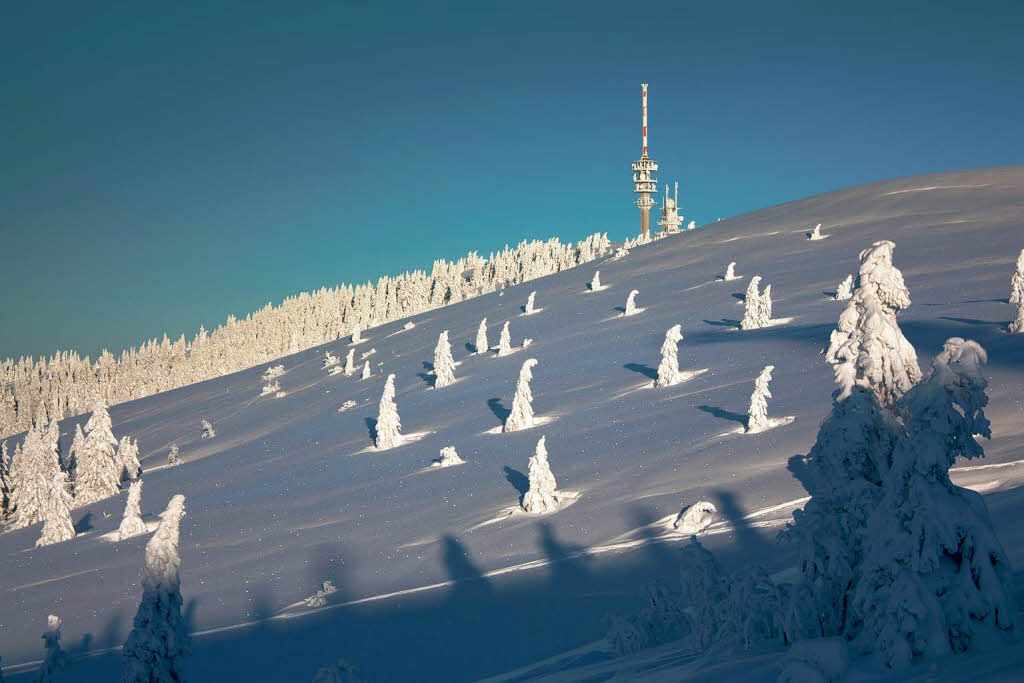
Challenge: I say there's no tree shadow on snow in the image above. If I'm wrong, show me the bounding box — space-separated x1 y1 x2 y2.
712 490 775 560
786 454 814 494
464 343 476 353
703 319 742 329
74 512 94 533
364 417 377 443
504 466 529 505
940 316 1009 328
697 404 747 428
416 372 436 388
613 305 627 314
623 363 658 380
822 290 838 299
488 398 510 423
537 522 592 591
732 292 746 302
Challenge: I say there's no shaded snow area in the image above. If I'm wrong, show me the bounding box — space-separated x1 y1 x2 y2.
3 167 1024 681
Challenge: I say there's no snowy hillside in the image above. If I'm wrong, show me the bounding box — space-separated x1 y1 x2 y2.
2 166 1024 681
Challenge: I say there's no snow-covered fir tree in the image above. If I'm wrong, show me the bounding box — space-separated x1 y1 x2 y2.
116 479 149 541
123 494 189 682
351 326 362 344
624 289 641 316
825 240 921 408
504 359 538 433
433 445 465 468
73 396 121 507
323 351 339 368
740 276 769 330
200 419 215 439
115 436 141 483
522 436 558 513
1011 249 1024 306
167 443 180 467
746 365 775 433
674 501 717 535
361 361 371 380
375 374 402 449
853 338 1016 668
475 318 488 354
344 349 356 376
11 420 67 529
35 466 75 547
835 274 854 300
1009 300 1024 333
433 331 456 388
654 324 684 388
498 321 512 357
809 224 825 240
0 440 9 516
759 283 774 322
37 614 70 682
724 261 739 281
589 270 602 291
524 291 538 315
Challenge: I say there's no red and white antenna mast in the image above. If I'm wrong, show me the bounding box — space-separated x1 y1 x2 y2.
632 83 658 240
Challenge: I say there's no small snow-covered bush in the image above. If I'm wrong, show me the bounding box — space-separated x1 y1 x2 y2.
262 365 285 381
200 419 215 439
403 321 415 330
337 400 356 413
303 580 337 608
432 446 465 468
323 351 339 368
623 289 642 316
261 380 280 396
674 501 716 535
166 443 180 467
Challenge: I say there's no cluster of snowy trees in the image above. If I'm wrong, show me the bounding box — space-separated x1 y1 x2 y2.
1 397 141 547
0 233 611 440
739 275 773 330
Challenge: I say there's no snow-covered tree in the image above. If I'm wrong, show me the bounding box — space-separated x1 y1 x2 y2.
361 361 371 380
37 614 70 682
0 440 9 516
433 331 456 388
1009 301 1024 333
524 291 538 315
504 359 539 433
200 420 215 439
589 271 603 291
323 351 339 368
123 494 189 682
73 397 121 506
12 420 67 529
167 443 180 467
746 365 775 433
853 338 1016 668
835 274 854 300
522 436 558 513
624 289 641 316
654 324 684 388
498 321 512 357
809 224 826 240
35 466 75 548
116 480 149 541
674 501 717 535
375 374 402 449
433 445 464 468
115 436 141 483
759 283 773 322
344 349 356 376
475 318 488 354
351 326 362 344
724 262 739 281
1010 249 1024 306
825 241 921 408
740 276 768 330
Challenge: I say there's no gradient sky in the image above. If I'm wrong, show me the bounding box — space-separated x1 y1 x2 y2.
2 1 1022 360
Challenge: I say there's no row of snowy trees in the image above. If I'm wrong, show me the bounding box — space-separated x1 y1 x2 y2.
0 233 611 440
0 397 140 546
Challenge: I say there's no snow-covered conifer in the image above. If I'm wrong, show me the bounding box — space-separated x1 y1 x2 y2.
13 421 68 529
167 443 180 467
361 361 371 380
260 380 280 396
0 440 9 516
433 331 456 388
475 318 488 354
498 321 512 356
432 446 465 468
853 338 1016 667
623 290 641 317
323 351 339 368
200 420 215 439
115 436 141 482
504 359 538 433
35 466 75 547
825 241 921 408
724 261 739 281
687 220 696 230
674 501 717 535
746 365 775 433
351 326 362 344
524 291 537 315
344 349 356 376
37 615 70 681
123 494 188 682
589 271 603 291
740 276 768 330
834 274 854 300
522 436 558 513
654 325 683 388
115 479 149 541
1009 301 1024 333
375 374 401 449
808 224 826 240
73 397 121 506
1010 249 1024 306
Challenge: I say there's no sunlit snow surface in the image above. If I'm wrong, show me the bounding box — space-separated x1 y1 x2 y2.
3 167 1024 681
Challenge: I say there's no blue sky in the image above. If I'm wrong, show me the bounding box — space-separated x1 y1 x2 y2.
1 1 1021 360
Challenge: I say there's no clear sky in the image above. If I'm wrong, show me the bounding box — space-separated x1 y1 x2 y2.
2 1 1021 360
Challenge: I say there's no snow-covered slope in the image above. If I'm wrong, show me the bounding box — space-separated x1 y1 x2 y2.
3 167 1023 681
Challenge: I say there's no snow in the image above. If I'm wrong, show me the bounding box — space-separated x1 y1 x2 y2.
2 167 1024 681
